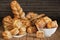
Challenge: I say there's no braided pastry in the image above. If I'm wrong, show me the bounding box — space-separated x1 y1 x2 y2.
10 1 25 19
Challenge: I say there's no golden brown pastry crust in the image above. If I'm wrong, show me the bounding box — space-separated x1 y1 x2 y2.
43 16 52 23
30 14 45 21
19 27 26 35
27 26 33 34
47 20 58 28
36 31 44 38
31 14 45 25
20 19 31 28
2 31 12 39
13 18 23 29
35 18 46 29
2 0 59 39
27 26 37 34
26 12 38 20
3 16 13 30
10 1 25 19
10 28 19 35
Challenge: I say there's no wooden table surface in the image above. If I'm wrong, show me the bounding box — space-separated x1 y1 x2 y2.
0 26 60 40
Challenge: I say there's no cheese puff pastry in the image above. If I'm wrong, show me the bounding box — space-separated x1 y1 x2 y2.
35 18 46 29
13 18 23 29
27 26 37 34
20 19 31 28
47 20 58 28
43 16 52 23
26 12 38 20
36 31 44 38
31 14 45 24
10 28 19 35
2 16 13 30
19 27 26 35
2 31 12 39
31 14 45 21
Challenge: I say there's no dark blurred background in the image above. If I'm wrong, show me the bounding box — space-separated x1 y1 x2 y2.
0 0 60 25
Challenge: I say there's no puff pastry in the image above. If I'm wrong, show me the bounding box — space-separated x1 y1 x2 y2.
19 27 26 35
10 28 19 35
2 31 12 39
3 16 13 30
36 31 44 38
35 18 46 29
13 18 23 29
26 12 38 20
27 26 37 33
47 20 58 28
43 16 52 23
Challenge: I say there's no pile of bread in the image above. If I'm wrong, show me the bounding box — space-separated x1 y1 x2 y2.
2 0 58 39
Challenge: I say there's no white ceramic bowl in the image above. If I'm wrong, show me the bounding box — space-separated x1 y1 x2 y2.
37 27 58 37
42 27 57 37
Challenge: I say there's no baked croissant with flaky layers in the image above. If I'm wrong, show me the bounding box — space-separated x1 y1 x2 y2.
2 16 13 30
10 1 25 19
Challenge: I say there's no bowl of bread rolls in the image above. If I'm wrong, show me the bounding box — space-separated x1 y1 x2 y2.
35 16 58 37
2 0 58 39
